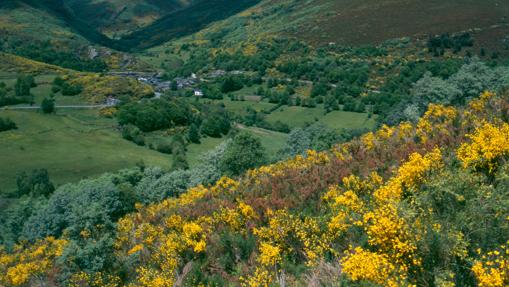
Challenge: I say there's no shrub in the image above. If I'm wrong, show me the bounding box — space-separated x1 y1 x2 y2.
220 132 266 176
156 142 173 154
41 97 55 114
0 117 17 132
121 124 145 146
61 82 83 96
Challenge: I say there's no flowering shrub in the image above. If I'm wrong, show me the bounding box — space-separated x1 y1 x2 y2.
457 123 509 174
0 237 67 286
472 242 509 287
341 247 399 286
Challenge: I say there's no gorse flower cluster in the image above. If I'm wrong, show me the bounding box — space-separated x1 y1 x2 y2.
457 122 509 174
2 91 509 286
0 237 67 286
472 242 509 287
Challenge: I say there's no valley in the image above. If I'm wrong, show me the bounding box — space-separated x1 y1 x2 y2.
2 1 509 286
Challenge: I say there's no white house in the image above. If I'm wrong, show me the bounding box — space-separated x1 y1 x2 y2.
194 89 204 97
106 96 120 106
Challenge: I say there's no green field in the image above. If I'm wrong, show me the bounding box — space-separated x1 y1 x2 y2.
266 105 376 130
187 125 288 165
218 98 275 114
0 74 89 106
239 125 288 156
0 106 289 193
0 109 171 193
197 97 376 130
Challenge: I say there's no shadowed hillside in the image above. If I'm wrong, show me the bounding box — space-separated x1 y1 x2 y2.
13 0 261 51
117 0 262 50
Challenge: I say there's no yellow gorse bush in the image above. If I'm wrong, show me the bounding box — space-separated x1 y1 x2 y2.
374 148 443 203
417 104 458 144
335 149 443 285
457 122 509 174
472 242 509 287
341 247 399 286
0 237 68 287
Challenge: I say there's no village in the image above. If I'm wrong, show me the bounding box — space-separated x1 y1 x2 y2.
108 69 248 101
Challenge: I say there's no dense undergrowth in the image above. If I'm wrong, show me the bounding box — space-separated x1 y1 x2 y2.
1 90 509 286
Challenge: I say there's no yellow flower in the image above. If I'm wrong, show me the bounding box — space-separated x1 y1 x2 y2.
457 122 509 173
258 243 281 266
341 247 399 285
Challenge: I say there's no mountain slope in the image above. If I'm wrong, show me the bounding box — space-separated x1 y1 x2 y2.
153 0 509 53
286 0 509 45
117 0 261 50
4 0 509 54
62 0 197 37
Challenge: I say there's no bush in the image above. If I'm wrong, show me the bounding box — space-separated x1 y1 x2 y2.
0 117 17 132
61 82 83 96
135 168 192 204
41 97 55 114
121 124 145 146
220 132 266 176
156 142 173 154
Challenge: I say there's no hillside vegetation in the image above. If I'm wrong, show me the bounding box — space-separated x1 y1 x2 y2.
149 0 509 50
1 90 509 286
3 1 509 286
5 0 509 52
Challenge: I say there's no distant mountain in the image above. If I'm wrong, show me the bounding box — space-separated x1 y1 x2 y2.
2 0 509 67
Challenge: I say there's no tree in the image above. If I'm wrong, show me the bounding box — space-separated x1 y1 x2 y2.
448 58 497 103
188 123 201 144
171 135 189 170
135 167 192 204
16 168 55 197
311 82 328 98
201 113 231 138
221 76 243 93
324 94 340 112
14 75 32 99
41 97 55 114
22 175 127 240
170 80 178 91
278 123 343 158
121 124 145 146
61 82 83 96
411 72 460 108
220 132 266 176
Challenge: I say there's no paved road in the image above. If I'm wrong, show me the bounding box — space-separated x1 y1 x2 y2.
0 105 110 110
